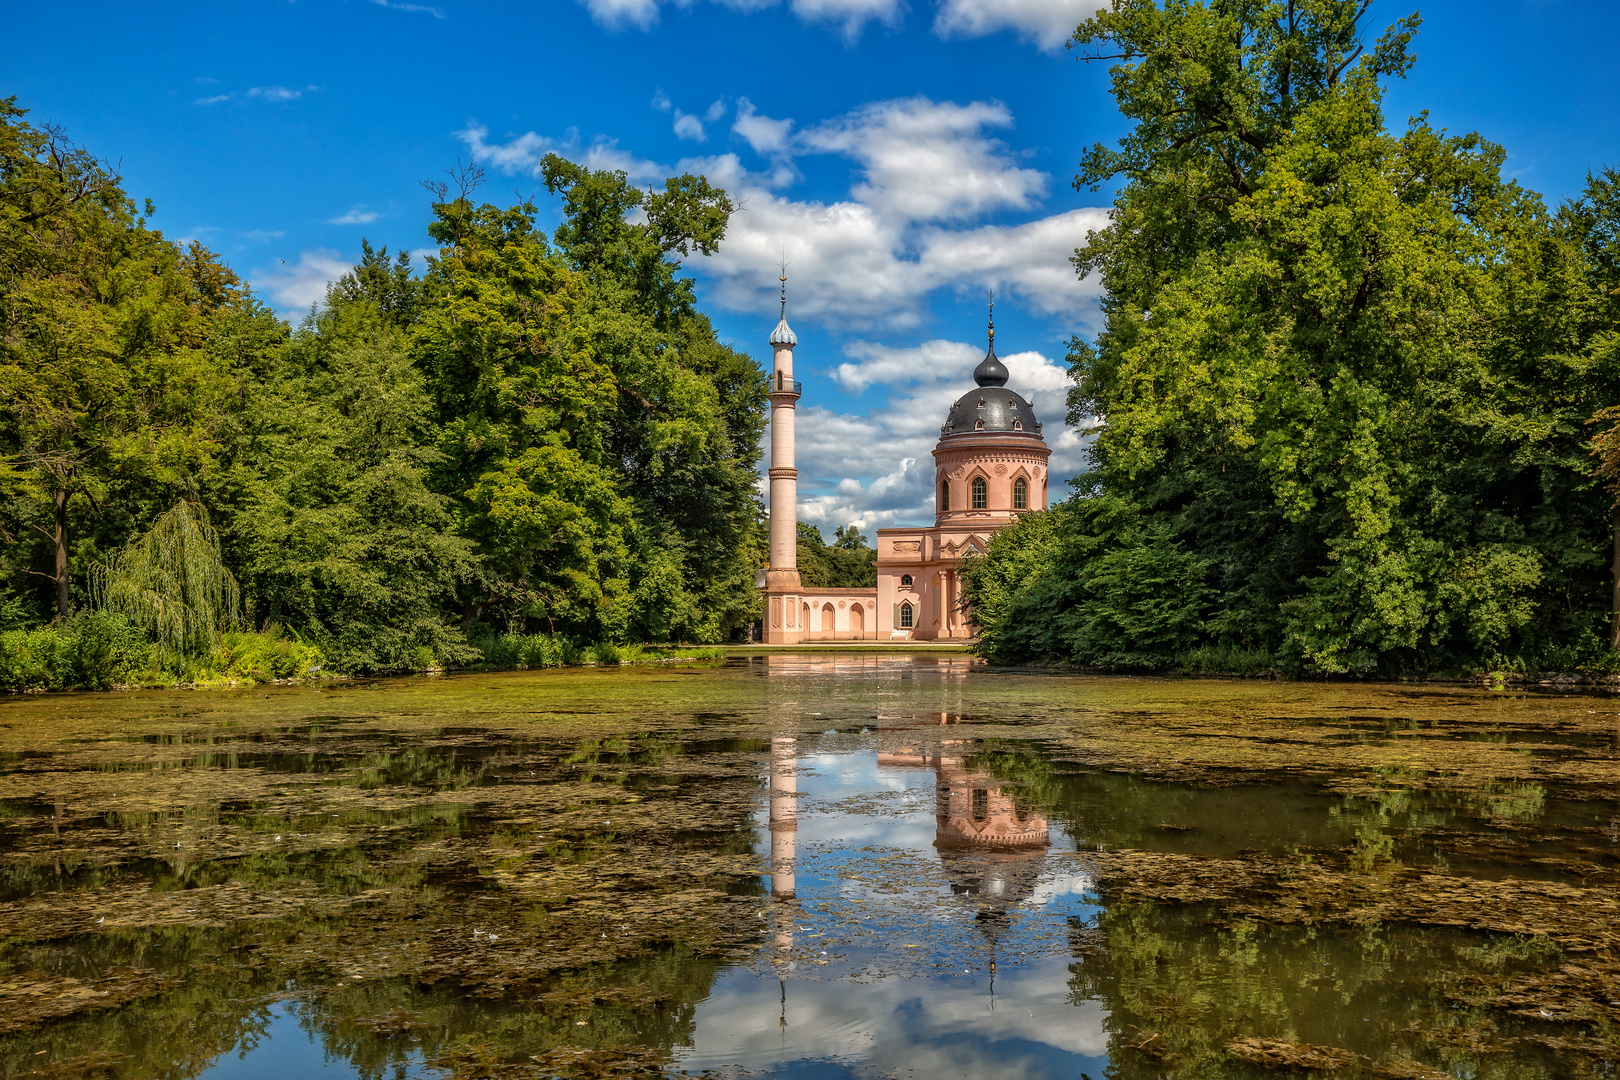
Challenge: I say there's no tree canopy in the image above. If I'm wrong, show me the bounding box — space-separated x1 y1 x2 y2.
0 103 770 676
963 0 1620 676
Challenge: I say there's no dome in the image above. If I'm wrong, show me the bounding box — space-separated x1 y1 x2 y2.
940 383 1043 439
940 326 1043 439
769 317 797 346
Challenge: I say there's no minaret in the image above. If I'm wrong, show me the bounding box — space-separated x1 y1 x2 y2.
764 274 802 636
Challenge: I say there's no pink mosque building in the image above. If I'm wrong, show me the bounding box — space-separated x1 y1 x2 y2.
760 290 1052 643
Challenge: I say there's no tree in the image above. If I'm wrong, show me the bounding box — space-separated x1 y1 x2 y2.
796 523 832 588
1573 168 1620 650
326 239 424 328
793 524 877 589
217 296 477 672
412 159 765 644
964 1 1615 673
0 99 235 622
93 499 239 660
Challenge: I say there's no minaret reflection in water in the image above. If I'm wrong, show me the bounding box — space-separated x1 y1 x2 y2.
768 734 798 991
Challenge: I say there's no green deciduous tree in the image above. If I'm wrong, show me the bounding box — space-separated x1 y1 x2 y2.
218 299 477 673
966 1 1618 673
795 523 877 589
0 98 238 622
93 499 240 660
413 160 765 644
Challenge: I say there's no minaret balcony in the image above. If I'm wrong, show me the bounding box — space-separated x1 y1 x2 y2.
770 373 802 399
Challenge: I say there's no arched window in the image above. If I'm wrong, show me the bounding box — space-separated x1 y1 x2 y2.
971 789 989 821
1013 477 1028 509
899 602 914 628
940 479 949 509
900 574 913 587
971 476 987 509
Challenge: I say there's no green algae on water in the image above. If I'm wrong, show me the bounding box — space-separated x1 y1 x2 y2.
1 660 1619 1078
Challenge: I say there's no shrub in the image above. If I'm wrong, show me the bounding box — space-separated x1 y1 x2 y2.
214 629 326 682
0 612 157 691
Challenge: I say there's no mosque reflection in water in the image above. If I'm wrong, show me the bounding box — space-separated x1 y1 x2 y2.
766 710 1050 970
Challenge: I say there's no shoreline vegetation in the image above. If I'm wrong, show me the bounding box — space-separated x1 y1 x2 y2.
0 617 726 692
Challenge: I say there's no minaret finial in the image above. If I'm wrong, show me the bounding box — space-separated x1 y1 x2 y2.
769 251 798 347
986 288 995 347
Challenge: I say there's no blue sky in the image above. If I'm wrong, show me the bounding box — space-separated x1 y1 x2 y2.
6 0 1618 532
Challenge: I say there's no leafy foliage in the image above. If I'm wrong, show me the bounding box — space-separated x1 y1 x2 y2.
0 106 769 683
93 499 240 660
796 523 877 588
964 1 1619 675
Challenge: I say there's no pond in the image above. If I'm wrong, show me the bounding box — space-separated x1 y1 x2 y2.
1 654 1618 1079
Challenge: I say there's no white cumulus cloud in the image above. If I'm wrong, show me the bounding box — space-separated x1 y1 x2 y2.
732 97 795 156
934 0 1104 52
673 109 706 142
252 249 354 318
578 0 664 30
455 122 668 183
577 0 905 40
800 97 1045 223
790 0 906 40
675 97 1105 330
328 205 381 225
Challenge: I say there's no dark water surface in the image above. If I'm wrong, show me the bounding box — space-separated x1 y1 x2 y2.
2 656 1619 1078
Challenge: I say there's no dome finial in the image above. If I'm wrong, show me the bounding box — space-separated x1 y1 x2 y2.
973 289 1008 388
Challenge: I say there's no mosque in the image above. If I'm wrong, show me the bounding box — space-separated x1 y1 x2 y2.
759 285 1052 643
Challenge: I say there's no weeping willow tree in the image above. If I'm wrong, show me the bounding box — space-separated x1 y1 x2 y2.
93 500 241 658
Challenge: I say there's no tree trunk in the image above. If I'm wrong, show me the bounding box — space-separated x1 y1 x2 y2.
1612 504 1620 651
53 488 69 625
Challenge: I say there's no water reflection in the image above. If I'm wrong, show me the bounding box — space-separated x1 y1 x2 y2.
0 658 1617 1079
771 734 799 968
684 713 1103 1079
878 737 1050 938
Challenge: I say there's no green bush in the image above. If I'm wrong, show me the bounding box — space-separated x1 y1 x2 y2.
1179 644 1279 678
471 630 581 670
0 617 329 692
469 632 717 672
213 630 325 682
0 612 157 691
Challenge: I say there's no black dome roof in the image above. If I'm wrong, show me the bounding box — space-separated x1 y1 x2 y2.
940 339 1043 439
